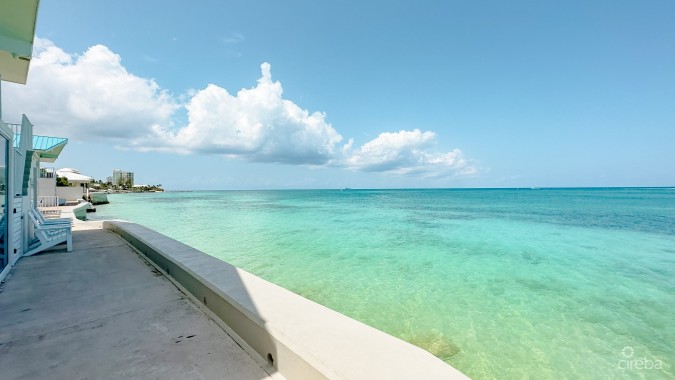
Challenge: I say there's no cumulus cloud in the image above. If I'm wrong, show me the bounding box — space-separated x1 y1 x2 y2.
4 39 476 178
165 63 343 165
3 38 178 142
344 129 475 177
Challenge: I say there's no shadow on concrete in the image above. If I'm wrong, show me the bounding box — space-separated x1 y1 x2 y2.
102 221 294 379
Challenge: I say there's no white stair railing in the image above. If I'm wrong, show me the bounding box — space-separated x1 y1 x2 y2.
37 196 60 218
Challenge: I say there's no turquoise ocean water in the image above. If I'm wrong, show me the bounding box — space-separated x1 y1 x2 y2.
92 188 674 379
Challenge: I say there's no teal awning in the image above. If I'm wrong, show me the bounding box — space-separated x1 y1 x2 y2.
14 135 68 163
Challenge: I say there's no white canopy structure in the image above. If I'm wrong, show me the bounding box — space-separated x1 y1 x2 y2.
56 168 93 183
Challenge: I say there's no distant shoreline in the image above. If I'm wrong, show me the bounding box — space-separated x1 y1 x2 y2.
112 186 675 193
91 189 164 194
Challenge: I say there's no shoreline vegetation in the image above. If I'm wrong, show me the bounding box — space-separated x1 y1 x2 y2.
86 184 164 205
99 187 165 194
55 175 165 194
88 180 165 193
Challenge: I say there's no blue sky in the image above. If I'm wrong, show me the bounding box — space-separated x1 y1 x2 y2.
4 0 674 189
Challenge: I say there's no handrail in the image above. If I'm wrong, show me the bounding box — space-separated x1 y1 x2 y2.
40 168 55 178
6 123 20 135
37 196 61 218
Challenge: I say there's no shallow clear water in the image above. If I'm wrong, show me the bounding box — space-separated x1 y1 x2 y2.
93 188 675 379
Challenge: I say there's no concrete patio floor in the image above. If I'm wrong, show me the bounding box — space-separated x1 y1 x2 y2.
0 222 275 380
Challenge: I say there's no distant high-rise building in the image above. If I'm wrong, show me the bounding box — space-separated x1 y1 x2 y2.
106 176 112 184
112 170 134 187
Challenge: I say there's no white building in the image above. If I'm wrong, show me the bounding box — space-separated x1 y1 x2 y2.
0 1 71 280
112 169 134 187
54 168 92 204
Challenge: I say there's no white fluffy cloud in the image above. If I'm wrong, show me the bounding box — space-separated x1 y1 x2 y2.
4 38 178 142
167 63 343 165
344 129 475 177
4 39 476 177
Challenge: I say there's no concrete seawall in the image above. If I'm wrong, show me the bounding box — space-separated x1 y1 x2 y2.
103 220 469 380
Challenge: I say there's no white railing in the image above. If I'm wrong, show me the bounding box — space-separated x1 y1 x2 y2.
37 196 60 218
6 123 20 137
40 168 55 178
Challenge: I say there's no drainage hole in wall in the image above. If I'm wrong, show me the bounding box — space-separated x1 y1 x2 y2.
267 353 274 366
